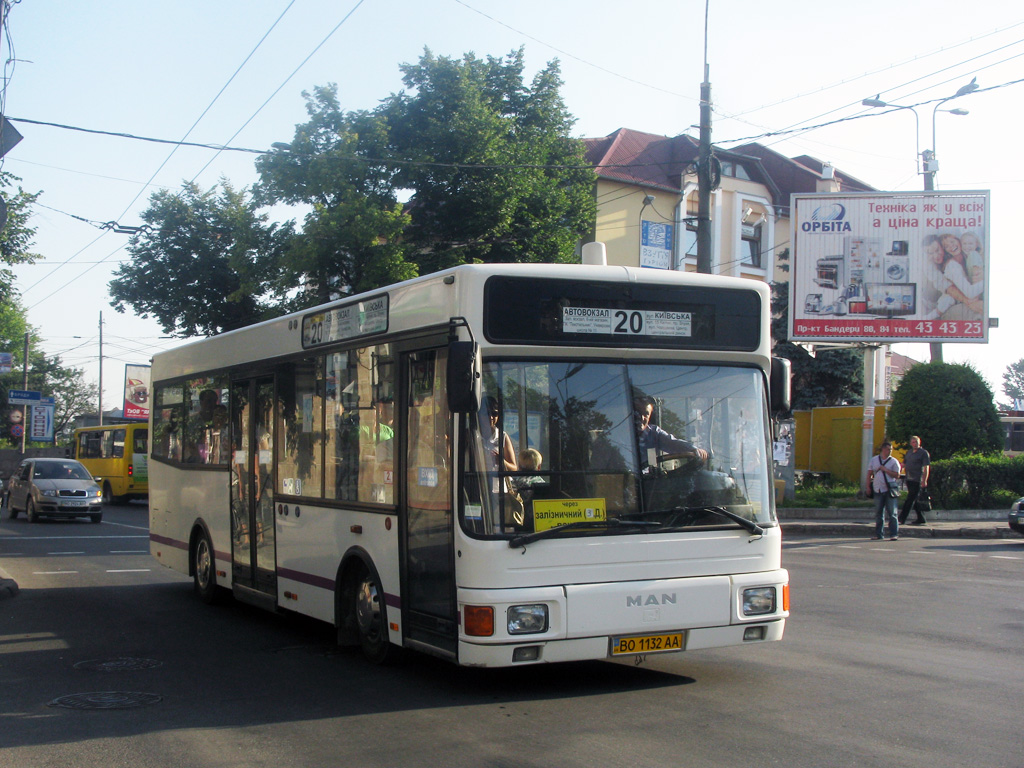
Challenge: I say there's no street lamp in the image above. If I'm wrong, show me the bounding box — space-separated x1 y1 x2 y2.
861 80 976 363
861 78 977 188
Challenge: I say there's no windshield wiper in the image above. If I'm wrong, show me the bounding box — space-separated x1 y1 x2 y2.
635 505 764 536
509 519 661 549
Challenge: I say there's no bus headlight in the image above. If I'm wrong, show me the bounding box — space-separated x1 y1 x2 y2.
742 587 776 616
507 604 548 634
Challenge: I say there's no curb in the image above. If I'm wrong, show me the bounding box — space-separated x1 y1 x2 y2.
782 522 1023 540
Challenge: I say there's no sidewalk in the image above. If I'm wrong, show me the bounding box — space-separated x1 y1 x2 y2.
779 508 1022 540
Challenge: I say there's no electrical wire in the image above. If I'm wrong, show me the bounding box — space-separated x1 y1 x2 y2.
188 0 368 183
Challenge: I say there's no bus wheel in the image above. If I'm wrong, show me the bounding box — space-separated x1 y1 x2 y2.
192 531 219 605
102 483 114 505
354 564 390 664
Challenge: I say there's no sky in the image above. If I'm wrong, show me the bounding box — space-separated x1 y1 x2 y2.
3 0 1023 411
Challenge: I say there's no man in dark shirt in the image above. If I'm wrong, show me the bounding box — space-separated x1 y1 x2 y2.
634 397 707 471
899 435 931 525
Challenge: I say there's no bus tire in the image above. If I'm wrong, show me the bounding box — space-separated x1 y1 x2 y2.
103 483 125 506
353 562 392 664
192 529 219 605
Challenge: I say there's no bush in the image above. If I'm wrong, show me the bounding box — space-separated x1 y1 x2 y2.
929 454 1024 509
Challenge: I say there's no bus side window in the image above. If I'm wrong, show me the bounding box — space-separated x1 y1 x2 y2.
113 429 126 459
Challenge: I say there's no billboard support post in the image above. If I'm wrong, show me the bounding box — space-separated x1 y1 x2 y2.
861 346 878 497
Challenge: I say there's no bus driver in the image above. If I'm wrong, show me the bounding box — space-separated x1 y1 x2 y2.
633 396 708 472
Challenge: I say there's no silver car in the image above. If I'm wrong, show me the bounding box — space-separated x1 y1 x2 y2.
6 458 104 523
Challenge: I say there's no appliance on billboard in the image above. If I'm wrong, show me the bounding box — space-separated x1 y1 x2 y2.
789 191 990 344
123 364 151 421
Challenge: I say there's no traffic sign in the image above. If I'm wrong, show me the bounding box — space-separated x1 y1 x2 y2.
7 389 41 405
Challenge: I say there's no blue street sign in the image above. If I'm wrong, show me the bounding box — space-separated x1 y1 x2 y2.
7 389 41 405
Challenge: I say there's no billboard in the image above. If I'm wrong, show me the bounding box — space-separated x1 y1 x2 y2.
123 364 151 421
789 191 989 344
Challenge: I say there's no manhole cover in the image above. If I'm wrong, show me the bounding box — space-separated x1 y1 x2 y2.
74 657 164 673
48 691 162 710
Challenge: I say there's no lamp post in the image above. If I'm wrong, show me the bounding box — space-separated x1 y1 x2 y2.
861 79 977 362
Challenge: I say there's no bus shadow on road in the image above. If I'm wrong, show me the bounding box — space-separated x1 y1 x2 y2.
0 581 697 752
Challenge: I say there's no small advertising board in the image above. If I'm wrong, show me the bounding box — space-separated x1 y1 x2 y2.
123 364 151 421
789 191 989 344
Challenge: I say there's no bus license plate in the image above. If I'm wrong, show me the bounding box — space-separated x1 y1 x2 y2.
610 632 685 656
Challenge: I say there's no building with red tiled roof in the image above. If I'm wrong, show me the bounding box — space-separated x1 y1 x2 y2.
582 128 875 284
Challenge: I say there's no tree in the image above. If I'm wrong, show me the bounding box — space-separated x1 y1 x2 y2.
254 86 417 309
0 171 41 305
382 48 596 272
109 181 276 336
887 362 1003 459
109 49 596 336
770 250 863 409
1002 358 1024 407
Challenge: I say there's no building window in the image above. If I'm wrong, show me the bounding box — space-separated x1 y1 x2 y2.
742 223 762 269
720 160 752 181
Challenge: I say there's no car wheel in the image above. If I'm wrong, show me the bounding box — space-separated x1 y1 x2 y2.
192 530 219 605
354 563 392 664
25 498 38 523
90 512 102 524
5 495 17 519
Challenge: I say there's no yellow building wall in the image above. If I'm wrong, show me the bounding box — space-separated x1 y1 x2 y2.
795 404 891 485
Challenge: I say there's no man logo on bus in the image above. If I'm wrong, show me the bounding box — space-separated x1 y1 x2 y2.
626 593 677 607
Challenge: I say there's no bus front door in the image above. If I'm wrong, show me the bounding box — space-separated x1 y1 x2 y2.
402 348 457 656
230 377 277 603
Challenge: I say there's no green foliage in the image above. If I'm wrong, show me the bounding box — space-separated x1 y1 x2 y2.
1002 358 1024 405
111 50 595 337
381 48 595 271
770 249 863 409
0 171 41 305
0 173 96 447
785 479 869 508
928 454 1024 509
887 362 1002 459
109 181 276 336
254 87 416 308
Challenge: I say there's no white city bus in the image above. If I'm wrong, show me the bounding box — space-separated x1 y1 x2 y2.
149 261 790 667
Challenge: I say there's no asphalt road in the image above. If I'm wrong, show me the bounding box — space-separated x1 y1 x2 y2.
1 505 1021 768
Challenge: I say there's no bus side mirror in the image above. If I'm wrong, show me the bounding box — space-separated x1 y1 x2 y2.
447 341 481 413
770 357 791 415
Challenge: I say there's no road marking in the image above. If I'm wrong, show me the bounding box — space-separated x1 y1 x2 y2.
106 569 151 573
32 570 79 575
836 545 861 549
47 551 85 555
0 535 148 541
950 554 979 558
909 550 936 554
990 555 1022 560
110 550 148 554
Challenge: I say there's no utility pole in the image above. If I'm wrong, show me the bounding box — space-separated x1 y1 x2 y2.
20 331 28 454
697 68 713 275
98 312 104 426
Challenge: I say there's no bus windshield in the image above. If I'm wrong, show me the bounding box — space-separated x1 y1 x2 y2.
462 361 773 538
